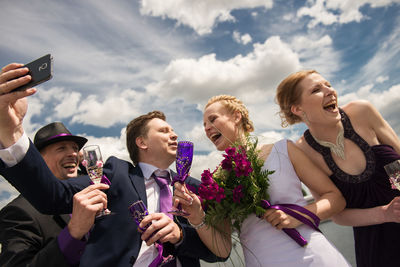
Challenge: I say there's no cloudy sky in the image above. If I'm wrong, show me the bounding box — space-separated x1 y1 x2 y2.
1 0 400 207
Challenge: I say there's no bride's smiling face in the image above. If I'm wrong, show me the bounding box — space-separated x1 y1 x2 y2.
203 101 241 151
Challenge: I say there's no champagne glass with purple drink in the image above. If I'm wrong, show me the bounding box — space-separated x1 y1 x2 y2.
129 200 175 266
169 141 193 216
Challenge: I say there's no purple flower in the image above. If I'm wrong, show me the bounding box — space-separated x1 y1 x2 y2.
225 146 236 157
234 156 253 177
199 180 226 204
201 169 214 185
232 185 244 203
199 184 215 200
215 187 225 203
221 156 233 171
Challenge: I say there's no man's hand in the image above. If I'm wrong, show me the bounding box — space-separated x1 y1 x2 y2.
67 183 109 240
139 213 182 245
0 63 36 147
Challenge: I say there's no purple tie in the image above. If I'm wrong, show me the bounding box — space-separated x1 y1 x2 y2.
153 169 173 219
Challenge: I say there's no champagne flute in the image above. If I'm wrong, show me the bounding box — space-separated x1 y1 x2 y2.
169 141 194 216
82 145 111 217
384 159 400 191
129 200 175 266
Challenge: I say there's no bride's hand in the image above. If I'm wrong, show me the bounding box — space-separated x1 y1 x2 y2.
262 209 302 230
172 183 204 224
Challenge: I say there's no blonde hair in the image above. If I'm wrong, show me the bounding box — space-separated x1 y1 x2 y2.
275 70 318 127
205 95 254 133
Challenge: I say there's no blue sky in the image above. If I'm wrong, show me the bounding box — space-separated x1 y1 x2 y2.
1 0 400 206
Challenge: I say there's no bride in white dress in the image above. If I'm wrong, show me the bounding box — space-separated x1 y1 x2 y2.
173 95 351 266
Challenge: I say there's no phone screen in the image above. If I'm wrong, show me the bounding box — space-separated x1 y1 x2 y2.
11 54 53 92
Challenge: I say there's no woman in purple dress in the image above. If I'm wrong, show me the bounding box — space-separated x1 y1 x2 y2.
276 70 400 267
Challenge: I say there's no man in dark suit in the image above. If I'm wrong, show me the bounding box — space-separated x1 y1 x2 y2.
0 122 108 266
0 62 227 266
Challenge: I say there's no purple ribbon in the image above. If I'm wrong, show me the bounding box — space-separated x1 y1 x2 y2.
260 200 321 247
128 200 174 267
45 133 71 141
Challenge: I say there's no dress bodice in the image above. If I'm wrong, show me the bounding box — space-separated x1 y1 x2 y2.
239 139 350 267
304 108 400 208
304 108 375 184
303 109 400 267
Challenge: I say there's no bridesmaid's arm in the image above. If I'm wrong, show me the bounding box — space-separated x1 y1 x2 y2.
288 141 346 221
332 197 400 226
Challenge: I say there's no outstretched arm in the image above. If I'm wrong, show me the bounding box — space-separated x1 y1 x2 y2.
332 196 400 226
0 63 36 148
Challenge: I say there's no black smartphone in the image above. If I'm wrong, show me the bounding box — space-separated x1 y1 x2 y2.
11 54 53 92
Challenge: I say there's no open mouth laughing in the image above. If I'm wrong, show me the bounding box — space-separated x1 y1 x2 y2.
323 100 338 112
210 132 222 143
63 162 77 171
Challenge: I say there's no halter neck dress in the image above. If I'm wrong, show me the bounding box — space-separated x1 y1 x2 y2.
304 108 400 267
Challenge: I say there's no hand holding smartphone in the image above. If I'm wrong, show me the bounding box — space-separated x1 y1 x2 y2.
11 54 53 93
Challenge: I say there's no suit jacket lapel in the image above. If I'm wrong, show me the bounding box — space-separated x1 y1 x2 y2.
128 164 148 207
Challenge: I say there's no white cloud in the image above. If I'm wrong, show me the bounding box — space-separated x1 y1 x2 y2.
376 75 389 83
184 124 216 152
0 177 19 209
147 33 341 131
233 31 253 45
298 0 400 28
27 87 147 128
345 17 400 91
297 0 338 28
147 36 301 104
339 82 400 133
140 0 273 35
71 89 146 127
0 0 198 98
190 151 224 179
290 34 341 78
83 128 130 163
340 83 400 111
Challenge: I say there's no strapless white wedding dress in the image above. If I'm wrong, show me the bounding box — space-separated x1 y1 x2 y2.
239 139 351 266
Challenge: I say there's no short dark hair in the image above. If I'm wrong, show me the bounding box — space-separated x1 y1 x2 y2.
126 111 166 165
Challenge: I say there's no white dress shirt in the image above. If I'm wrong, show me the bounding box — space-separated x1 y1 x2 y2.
134 163 181 267
0 132 30 167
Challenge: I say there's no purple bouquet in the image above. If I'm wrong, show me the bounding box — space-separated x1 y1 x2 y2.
196 137 320 247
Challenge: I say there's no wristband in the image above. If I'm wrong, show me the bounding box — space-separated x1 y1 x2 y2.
188 212 206 229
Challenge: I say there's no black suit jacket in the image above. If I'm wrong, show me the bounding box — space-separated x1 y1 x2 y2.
0 141 225 266
0 195 72 267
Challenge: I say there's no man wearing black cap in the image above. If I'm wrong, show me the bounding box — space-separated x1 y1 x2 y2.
0 122 108 267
